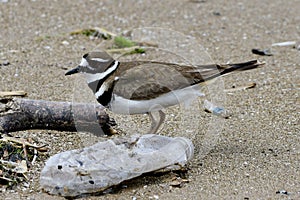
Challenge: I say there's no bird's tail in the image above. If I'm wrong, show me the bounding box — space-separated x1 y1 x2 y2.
218 60 265 76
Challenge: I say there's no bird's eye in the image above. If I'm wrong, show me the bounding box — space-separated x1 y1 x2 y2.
83 53 88 58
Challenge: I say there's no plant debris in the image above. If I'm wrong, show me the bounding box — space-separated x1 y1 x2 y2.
70 27 146 55
0 91 27 98
107 46 146 54
0 136 47 187
114 36 136 48
70 27 116 40
169 176 189 188
225 82 256 92
111 36 145 55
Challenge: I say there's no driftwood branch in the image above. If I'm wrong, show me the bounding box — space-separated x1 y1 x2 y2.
0 98 115 135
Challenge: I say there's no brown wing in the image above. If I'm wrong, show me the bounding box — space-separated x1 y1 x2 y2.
112 61 216 100
112 60 263 100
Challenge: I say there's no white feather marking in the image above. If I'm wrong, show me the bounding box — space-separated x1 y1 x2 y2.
79 58 89 67
95 82 108 98
90 58 110 62
79 57 94 70
84 61 119 83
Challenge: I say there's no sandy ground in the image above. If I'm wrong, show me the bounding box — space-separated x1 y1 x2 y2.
0 0 299 199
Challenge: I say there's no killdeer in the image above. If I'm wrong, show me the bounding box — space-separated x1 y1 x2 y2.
66 51 264 134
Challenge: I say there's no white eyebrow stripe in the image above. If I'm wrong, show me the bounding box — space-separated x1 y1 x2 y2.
90 58 110 62
80 58 94 70
84 60 119 83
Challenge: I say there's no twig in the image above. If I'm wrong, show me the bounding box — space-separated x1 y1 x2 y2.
0 176 14 182
0 91 27 97
135 41 158 47
107 46 143 54
22 142 28 162
93 27 117 38
225 82 256 93
31 149 38 165
0 159 20 167
0 136 47 149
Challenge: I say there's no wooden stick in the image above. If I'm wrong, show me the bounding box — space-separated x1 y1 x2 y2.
225 82 256 93
107 46 142 54
0 136 47 149
0 91 27 97
0 98 115 135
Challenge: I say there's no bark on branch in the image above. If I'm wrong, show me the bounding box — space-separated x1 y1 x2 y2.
0 98 115 135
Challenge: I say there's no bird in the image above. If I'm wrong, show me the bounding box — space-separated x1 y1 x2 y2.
65 51 264 134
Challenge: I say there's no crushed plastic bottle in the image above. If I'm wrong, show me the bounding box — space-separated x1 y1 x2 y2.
40 134 194 197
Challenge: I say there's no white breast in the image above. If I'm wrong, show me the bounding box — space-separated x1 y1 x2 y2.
108 84 205 114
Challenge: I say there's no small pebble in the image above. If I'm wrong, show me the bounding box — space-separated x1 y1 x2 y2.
62 40 69 45
276 190 289 195
23 182 30 188
44 46 52 50
0 60 10 66
213 11 221 16
295 42 300 50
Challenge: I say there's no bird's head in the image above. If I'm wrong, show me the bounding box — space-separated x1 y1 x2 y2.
65 51 115 76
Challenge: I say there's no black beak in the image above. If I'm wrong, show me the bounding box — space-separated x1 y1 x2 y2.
65 66 80 76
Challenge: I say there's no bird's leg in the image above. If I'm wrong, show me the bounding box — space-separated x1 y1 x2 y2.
148 110 166 134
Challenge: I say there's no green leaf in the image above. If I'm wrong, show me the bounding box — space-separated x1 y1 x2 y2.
114 36 136 48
